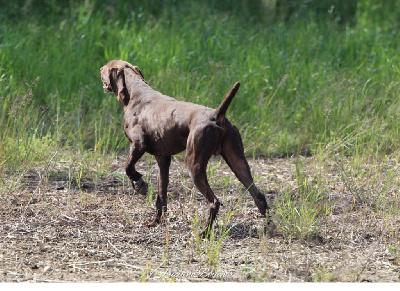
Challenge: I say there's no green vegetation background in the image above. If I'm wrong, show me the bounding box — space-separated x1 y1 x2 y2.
1 0 400 168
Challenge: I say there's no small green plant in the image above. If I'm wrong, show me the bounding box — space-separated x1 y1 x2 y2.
203 223 232 269
275 161 327 240
312 265 339 282
189 189 241 270
147 183 156 206
75 167 83 190
206 159 222 185
140 262 151 282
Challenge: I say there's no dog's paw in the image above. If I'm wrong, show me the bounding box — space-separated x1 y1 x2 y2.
133 179 148 196
145 219 159 228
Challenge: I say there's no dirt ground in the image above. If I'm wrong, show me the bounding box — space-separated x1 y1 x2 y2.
1 156 399 282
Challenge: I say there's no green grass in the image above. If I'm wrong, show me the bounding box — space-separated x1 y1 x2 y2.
275 160 328 240
1 0 400 165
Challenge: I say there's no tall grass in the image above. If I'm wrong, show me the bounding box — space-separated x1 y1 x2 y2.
1 1 400 163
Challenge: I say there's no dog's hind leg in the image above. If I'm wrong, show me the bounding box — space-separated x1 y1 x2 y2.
221 123 276 236
185 125 222 238
146 155 171 227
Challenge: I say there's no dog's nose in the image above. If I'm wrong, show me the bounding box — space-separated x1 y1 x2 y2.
103 84 111 91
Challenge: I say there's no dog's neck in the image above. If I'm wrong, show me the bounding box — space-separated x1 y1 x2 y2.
123 74 155 110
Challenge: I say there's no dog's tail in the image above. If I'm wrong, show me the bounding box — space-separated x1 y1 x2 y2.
215 81 241 125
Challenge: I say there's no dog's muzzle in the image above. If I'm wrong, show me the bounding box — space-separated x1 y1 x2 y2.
103 84 112 92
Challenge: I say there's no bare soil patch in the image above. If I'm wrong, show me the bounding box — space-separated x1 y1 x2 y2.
1 156 399 282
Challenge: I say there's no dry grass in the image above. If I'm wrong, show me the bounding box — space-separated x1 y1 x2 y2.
1 155 399 282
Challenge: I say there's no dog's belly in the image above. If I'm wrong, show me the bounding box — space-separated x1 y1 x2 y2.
145 133 188 156
143 116 190 156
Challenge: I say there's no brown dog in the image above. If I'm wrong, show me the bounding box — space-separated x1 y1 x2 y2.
100 60 275 236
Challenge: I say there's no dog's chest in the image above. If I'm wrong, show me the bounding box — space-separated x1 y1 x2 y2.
122 112 139 140
123 109 139 125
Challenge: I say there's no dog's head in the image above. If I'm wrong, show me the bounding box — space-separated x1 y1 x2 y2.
100 60 145 103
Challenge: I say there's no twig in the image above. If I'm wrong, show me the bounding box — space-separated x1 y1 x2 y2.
108 240 123 256
69 264 88 274
356 257 372 281
116 263 143 271
149 261 166 278
3 271 24 277
76 267 88 274
68 259 115 266
180 181 195 194
35 279 74 283
60 214 78 221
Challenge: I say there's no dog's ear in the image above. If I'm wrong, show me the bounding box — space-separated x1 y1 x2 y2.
110 68 128 103
124 63 146 82
132 66 145 81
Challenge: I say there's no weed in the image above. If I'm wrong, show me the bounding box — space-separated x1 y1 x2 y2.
275 160 328 239
140 262 151 282
189 187 242 270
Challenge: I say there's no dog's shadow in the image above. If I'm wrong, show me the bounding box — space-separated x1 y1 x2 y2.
21 170 133 195
219 221 264 239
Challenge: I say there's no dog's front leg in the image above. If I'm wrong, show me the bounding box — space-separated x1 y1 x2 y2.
146 155 171 227
125 133 147 195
